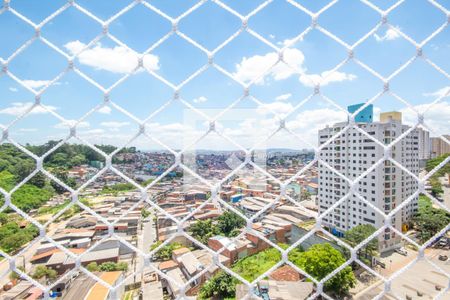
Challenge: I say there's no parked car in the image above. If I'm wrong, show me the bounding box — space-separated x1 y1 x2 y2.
143 273 157 283
438 255 448 261
395 247 408 256
437 238 448 248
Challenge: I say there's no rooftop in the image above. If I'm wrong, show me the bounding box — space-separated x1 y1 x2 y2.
165 267 187 297
177 252 204 276
31 248 86 263
85 271 122 300
260 280 314 300
269 265 302 282
158 260 179 271
172 247 190 256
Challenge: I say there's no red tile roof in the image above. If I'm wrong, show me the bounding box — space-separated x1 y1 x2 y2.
158 260 178 270
30 248 86 262
269 265 302 281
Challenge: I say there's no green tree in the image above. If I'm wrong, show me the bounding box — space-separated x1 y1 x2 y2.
13 161 35 183
0 222 38 254
414 196 450 243
11 184 54 212
0 218 39 253
9 266 25 281
97 261 128 272
99 262 118 272
290 244 356 296
116 262 128 272
50 169 75 193
141 208 151 219
189 212 245 245
0 170 17 191
28 172 47 189
69 154 87 167
300 188 312 201
344 224 378 262
430 177 444 197
199 245 302 299
86 262 99 272
50 153 69 167
31 265 57 280
425 154 450 175
216 212 245 236
189 219 217 244
0 233 31 253
0 213 9 225
150 242 183 261
425 154 449 199
198 271 236 300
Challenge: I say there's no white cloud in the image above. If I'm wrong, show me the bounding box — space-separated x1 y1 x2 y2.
146 122 187 133
0 102 57 116
46 105 352 149
193 96 208 103
18 128 38 132
232 44 355 87
100 121 130 132
232 48 305 84
98 106 112 114
288 108 347 130
299 70 357 87
402 102 450 136
80 129 106 135
374 26 401 42
233 52 278 84
54 120 90 129
22 80 54 89
222 106 349 147
430 44 439 51
423 86 450 98
257 101 294 117
64 40 159 74
275 93 292 101
100 121 130 129
269 34 276 39
9 87 18 92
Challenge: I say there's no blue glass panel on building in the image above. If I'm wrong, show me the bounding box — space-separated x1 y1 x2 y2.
347 103 373 123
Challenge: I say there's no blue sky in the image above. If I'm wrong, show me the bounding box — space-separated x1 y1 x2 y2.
0 0 449 150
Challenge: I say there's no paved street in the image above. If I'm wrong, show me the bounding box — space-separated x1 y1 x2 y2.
377 249 417 278
142 220 157 252
123 216 161 299
62 273 97 299
355 248 450 299
141 218 162 300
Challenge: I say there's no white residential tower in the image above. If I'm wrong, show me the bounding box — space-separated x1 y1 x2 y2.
318 106 420 252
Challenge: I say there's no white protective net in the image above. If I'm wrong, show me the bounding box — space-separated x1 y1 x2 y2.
0 0 450 299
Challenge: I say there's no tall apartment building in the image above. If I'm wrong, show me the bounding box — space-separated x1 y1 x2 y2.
417 128 430 160
431 135 450 157
380 112 430 160
318 105 420 252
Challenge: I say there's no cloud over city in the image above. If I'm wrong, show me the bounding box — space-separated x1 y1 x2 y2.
232 44 356 88
373 26 402 42
64 41 160 74
0 102 58 116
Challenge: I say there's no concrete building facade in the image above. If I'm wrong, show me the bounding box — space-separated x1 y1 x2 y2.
417 127 431 160
317 110 420 252
431 135 450 157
